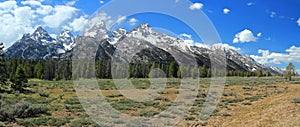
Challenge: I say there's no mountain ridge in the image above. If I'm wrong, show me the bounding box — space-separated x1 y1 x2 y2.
5 22 283 74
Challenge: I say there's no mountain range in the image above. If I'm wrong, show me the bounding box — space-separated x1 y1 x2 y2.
5 21 283 74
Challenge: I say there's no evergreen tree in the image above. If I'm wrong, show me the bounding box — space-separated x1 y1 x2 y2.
0 42 6 86
200 65 208 78
34 61 44 79
257 69 263 77
177 66 182 79
191 66 199 79
168 62 177 78
11 66 28 91
284 63 295 81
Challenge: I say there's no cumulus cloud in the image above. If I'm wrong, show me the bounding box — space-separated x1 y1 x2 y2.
179 33 194 44
250 46 300 65
0 0 86 48
129 18 138 26
212 43 241 51
257 32 262 37
297 18 300 26
270 12 276 18
69 15 88 32
189 3 203 10
21 0 42 7
233 29 260 43
66 0 77 6
43 5 78 28
247 2 255 6
223 8 230 14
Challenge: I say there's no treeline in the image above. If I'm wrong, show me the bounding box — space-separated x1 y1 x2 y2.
3 59 278 81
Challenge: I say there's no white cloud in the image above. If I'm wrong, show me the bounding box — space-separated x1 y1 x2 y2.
297 18 300 26
233 29 259 43
223 8 230 14
66 0 77 6
175 0 180 3
270 12 276 18
36 5 53 15
179 33 192 39
88 12 113 29
43 5 78 28
247 2 255 6
265 37 271 41
129 18 138 26
100 0 104 4
213 43 241 51
0 1 17 10
179 33 194 44
194 43 240 51
189 3 203 10
21 0 42 7
257 32 262 37
195 43 210 49
266 10 276 18
116 16 127 24
69 15 88 32
250 46 300 65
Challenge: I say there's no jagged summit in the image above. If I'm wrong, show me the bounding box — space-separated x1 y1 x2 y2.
32 26 55 44
57 29 76 51
5 21 283 74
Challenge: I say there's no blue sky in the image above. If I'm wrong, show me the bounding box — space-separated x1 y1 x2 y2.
0 0 300 71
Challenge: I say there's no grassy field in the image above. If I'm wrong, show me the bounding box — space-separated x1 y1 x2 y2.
0 76 299 126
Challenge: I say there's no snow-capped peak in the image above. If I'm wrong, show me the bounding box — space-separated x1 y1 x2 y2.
133 23 153 36
31 26 56 44
57 29 76 51
83 20 109 40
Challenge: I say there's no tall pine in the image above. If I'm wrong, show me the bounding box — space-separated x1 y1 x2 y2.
0 42 6 86
11 66 28 91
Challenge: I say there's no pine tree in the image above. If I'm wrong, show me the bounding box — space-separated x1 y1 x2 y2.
200 65 208 78
257 69 263 77
0 42 6 86
191 66 199 79
168 62 177 78
284 63 295 81
11 66 28 91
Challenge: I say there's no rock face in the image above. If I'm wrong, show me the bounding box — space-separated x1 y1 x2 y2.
6 27 75 60
5 22 283 74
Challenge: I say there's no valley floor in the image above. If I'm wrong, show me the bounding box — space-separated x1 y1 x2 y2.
0 77 299 127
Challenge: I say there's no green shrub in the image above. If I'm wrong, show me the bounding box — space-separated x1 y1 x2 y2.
70 118 94 127
222 98 244 103
0 101 48 122
111 99 145 111
291 97 300 104
185 116 196 121
38 90 50 97
65 97 81 105
49 117 69 126
242 102 252 105
140 110 159 117
246 95 263 102
17 117 49 126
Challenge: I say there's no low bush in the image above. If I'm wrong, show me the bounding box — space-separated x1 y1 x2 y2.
38 90 50 97
140 110 159 117
70 118 94 127
291 97 300 104
0 101 48 122
49 117 69 126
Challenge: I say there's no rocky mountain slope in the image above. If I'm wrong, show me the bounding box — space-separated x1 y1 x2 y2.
5 22 282 74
